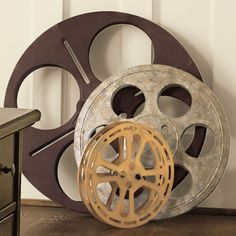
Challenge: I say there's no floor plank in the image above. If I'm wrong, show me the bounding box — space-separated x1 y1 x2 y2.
21 206 236 236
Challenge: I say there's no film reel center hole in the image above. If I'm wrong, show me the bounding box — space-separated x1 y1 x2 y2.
18 67 80 129
135 174 142 180
182 125 215 157
158 85 192 118
112 85 145 118
89 24 153 81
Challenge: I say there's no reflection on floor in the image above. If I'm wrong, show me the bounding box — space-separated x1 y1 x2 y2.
21 206 236 236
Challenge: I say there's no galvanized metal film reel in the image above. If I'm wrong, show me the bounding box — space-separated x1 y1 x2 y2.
74 64 230 219
79 122 174 228
4 12 204 211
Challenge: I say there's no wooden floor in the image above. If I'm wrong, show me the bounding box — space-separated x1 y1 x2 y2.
21 206 236 236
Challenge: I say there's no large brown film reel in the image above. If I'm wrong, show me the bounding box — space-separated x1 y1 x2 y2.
4 12 204 211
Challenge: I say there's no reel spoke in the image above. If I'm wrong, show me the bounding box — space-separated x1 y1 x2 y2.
106 182 118 208
129 189 135 215
118 136 125 162
96 158 120 173
142 168 165 177
116 188 127 216
124 132 134 163
138 179 157 192
134 138 147 163
95 173 120 185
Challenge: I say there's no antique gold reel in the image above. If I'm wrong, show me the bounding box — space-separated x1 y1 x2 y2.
78 122 174 228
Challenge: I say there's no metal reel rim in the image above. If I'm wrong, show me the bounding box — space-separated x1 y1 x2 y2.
75 64 230 220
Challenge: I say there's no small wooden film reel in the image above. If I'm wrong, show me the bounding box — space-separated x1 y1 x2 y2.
78 122 174 228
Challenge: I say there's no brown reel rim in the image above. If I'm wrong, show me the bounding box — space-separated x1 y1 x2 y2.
79 122 174 228
4 11 203 212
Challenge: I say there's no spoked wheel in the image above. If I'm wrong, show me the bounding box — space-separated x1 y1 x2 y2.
5 11 204 212
75 65 230 220
79 122 174 228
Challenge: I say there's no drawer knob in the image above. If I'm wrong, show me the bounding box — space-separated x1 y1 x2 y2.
0 163 15 176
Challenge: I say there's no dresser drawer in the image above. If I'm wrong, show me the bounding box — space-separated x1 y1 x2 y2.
0 134 15 210
0 108 40 236
0 213 15 236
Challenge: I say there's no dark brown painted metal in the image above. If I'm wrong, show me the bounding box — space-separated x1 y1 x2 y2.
4 12 205 212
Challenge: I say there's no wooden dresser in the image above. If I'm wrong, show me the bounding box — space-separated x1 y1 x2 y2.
0 108 40 236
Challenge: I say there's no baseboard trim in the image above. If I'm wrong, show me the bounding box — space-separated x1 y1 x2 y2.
21 199 236 216
21 199 62 208
191 207 236 216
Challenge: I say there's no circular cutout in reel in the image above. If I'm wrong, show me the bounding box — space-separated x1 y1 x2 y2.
79 122 174 228
4 11 204 211
75 64 230 219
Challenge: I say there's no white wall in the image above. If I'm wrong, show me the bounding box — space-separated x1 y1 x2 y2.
0 0 236 209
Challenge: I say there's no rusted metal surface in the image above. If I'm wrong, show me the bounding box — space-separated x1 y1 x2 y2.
74 65 230 219
4 12 203 211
